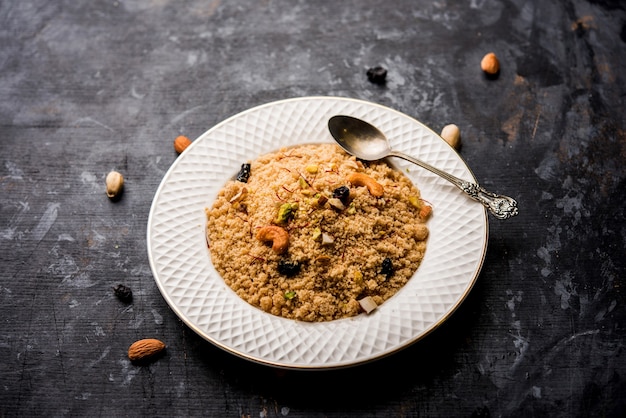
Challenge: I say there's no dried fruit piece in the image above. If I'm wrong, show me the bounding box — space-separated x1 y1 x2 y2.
228 186 247 203
366 66 387 84
113 284 133 303
256 225 289 254
381 257 394 278
327 197 346 211
419 204 432 219
105 171 124 199
315 255 331 264
408 196 433 220
236 163 251 183
312 194 328 207
332 185 350 206
276 202 297 224
174 135 192 154
358 296 378 314
347 172 384 197
277 260 301 277
321 232 334 246
440 124 461 149
481 52 500 75
128 338 166 362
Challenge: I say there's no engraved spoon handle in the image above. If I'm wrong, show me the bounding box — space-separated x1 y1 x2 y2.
389 151 518 219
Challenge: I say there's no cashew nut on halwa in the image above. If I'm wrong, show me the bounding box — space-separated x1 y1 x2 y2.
347 172 384 197
256 225 289 254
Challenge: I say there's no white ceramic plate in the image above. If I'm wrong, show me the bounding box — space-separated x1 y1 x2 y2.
147 97 488 369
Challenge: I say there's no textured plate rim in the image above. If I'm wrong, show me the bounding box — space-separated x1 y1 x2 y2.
147 96 488 369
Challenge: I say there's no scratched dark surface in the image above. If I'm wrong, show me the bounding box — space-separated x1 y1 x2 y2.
1 1 625 417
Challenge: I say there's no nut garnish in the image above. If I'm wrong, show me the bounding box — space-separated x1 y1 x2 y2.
347 172 384 197
256 225 289 254
358 296 378 314
174 135 192 154
480 52 500 75
440 124 461 149
105 171 124 199
128 338 166 362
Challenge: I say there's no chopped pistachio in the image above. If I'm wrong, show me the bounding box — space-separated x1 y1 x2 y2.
311 227 322 241
408 196 421 209
313 194 328 207
298 177 308 189
276 202 297 224
305 164 318 174
347 202 356 214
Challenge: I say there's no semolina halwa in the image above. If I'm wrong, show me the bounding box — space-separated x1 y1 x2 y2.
206 143 430 322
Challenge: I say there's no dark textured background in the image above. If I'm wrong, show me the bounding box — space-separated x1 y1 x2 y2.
1 1 625 416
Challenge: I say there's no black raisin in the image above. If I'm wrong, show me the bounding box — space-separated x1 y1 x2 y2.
332 185 350 205
236 163 251 183
366 66 387 84
113 284 133 303
277 260 301 277
381 258 394 278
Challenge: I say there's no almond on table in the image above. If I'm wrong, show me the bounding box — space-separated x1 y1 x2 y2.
128 338 166 362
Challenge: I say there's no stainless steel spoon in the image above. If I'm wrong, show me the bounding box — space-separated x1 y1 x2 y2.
328 115 518 219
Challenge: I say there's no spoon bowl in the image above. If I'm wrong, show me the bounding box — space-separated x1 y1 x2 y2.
328 115 518 219
328 115 391 160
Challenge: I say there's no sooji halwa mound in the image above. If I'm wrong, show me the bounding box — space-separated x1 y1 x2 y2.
206 143 431 322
